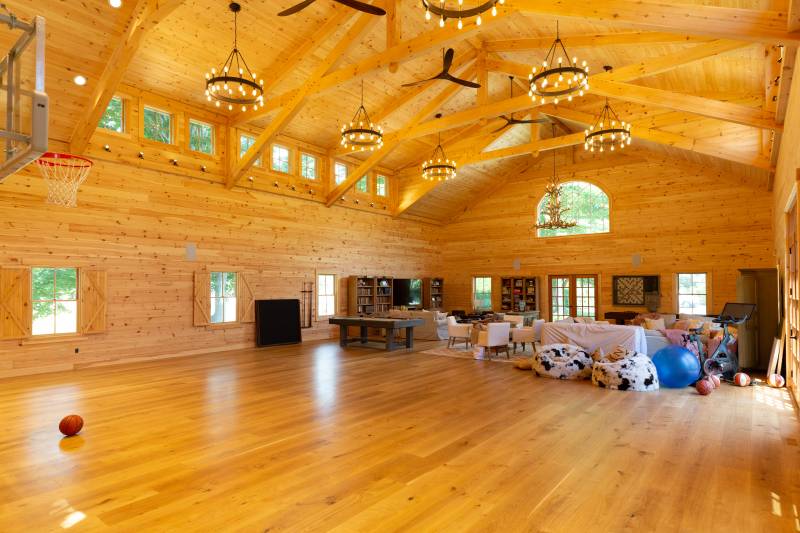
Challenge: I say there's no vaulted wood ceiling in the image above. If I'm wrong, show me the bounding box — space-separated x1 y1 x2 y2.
4 0 798 222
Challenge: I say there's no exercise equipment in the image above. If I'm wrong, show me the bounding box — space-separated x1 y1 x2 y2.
652 345 701 388
694 303 756 380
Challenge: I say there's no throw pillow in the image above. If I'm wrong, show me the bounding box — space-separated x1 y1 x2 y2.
591 347 605 362
673 319 690 331
607 345 636 362
644 317 666 330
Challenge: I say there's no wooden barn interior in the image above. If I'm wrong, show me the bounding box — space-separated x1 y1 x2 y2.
1 0 799 530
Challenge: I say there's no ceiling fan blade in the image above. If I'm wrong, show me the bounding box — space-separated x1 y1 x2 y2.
401 71 446 87
509 118 549 125
442 48 455 73
278 0 316 16
445 75 481 89
335 0 387 15
491 123 511 133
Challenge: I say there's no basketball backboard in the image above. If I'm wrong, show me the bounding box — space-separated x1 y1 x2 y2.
0 5 47 182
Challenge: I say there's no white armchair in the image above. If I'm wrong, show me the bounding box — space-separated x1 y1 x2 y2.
504 315 525 329
511 319 545 354
447 316 471 349
477 321 511 359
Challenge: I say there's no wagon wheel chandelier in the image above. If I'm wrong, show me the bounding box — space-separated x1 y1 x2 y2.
422 0 505 29
204 2 264 112
422 123 457 181
585 97 632 153
528 22 589 105
340 81 384 152
535 127 576 230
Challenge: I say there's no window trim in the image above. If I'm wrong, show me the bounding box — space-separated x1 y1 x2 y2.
300 152 318 180
141 105 174 145
316 273 337 319
375 174 387 197
676 272 710 315
536 180 611 238
548 274 599 321
31 266 79 337
209 271 238 324
187 118 215 156
271 144 292 174
472 276 493 311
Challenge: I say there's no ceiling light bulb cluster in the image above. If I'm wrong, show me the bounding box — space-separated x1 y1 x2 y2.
528 23 589 105
584 98 632 153
340 81 384 152
204 2 264 112
421 135 457 181
422 0 504 30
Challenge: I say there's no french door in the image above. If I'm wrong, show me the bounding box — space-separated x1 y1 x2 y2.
786 201 799 403
549 275 599 321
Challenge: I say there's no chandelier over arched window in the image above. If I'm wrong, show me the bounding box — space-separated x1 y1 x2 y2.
536 181 610 237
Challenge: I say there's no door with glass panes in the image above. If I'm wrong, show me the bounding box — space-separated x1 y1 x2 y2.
549 275 598 321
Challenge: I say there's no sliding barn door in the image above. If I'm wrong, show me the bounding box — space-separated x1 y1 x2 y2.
786 201 799 403
549 275 599 321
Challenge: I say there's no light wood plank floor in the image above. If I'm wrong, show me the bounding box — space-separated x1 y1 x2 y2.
0 340 798 532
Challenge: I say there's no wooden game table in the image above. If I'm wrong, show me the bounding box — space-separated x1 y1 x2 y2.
329 316 424 351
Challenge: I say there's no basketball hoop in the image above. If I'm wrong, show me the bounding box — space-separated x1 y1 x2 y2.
35 152 93 208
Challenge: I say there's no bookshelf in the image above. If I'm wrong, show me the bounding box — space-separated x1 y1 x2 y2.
348 276 393 315
500 277 538 313
423 277 444 310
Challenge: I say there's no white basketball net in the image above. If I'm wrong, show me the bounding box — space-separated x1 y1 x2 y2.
35 153 93 208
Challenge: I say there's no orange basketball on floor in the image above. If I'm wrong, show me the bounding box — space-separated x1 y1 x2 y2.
708 374 721 389
59 414 84 437
767 374 786 388
733 372 751 387
695 378 714 396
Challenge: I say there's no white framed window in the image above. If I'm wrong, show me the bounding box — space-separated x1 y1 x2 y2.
376 175 387 196
143 106 172 144
300 153 317 179
239 134 262 166
272 144 291 173
334 162 348 185
210 271 237 324
356 175 368 193
677 273 707 315
317 274 336 318
99 95 124 133
31 267 78 335
189 119 214 155
473 276 492 310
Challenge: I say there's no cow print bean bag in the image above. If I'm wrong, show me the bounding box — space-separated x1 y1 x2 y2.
533 344 593 380
591 353 659 391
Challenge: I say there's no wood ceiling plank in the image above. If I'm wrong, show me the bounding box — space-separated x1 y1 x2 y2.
484 32 714 52
228 13 377 188
70 0 184 154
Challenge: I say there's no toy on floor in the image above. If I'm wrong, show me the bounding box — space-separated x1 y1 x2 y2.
59 414 84 437
695 378 714 396
767 374 786 388
652 345 701 388
733 372 751 387
708 374 721 388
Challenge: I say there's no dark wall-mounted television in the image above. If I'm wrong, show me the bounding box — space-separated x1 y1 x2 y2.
393 278 422 307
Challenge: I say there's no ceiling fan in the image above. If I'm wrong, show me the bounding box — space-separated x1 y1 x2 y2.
493 76 548 132
402 48 481 89
278 0 386 16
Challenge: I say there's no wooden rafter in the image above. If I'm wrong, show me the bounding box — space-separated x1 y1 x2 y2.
227 13 376 188
232 10 513 127
386 0 400 73
69 0 184 154
507 0 800 43
484 32 713 52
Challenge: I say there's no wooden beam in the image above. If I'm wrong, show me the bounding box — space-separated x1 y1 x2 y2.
325 72 473 205
477 46 489 106
507 0 800 44
232 10 513 126
227 14 377 188
484 32 713 52
386 0 400 73
790 1 800 32
69 0 184 154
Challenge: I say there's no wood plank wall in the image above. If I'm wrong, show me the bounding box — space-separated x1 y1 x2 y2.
0 162 442 377
440 151 774 318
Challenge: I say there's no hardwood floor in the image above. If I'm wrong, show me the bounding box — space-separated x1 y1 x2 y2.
0 340 798 532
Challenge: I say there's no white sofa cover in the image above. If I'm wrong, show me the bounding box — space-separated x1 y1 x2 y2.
541 322 647 355
388 310 448 340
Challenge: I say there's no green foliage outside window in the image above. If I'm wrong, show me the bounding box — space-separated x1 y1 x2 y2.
98 96 124 133
189 120 214 154
356 176 368 193
143 107 172 144
537 181 610 237
239 134 262 166
32 267 78 335
210 271 237 324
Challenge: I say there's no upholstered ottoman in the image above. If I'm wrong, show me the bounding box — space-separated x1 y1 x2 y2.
591 354 659 391
533 344 593 380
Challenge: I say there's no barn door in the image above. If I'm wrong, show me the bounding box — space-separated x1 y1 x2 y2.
0 268 32 339
237 272 255 323
193 272 211 326
79 270 107 334
786 201 799 403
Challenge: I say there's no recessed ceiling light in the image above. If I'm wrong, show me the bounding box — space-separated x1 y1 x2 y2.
73 75 87 86
109 0 122 8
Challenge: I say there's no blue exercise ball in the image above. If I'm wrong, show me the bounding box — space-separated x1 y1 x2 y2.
652 345 701 388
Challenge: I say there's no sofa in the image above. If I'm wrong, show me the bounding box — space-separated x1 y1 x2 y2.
388 309 448 340
631 313 724 355
541 322 648 355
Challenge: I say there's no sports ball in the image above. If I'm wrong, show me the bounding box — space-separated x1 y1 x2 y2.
708 374 721 389
767 374 786 388
59 414 84 437
652 345 701 388
733 372 751 387
695 378 714 396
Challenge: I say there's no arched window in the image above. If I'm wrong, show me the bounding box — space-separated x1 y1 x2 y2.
537 181 610 237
